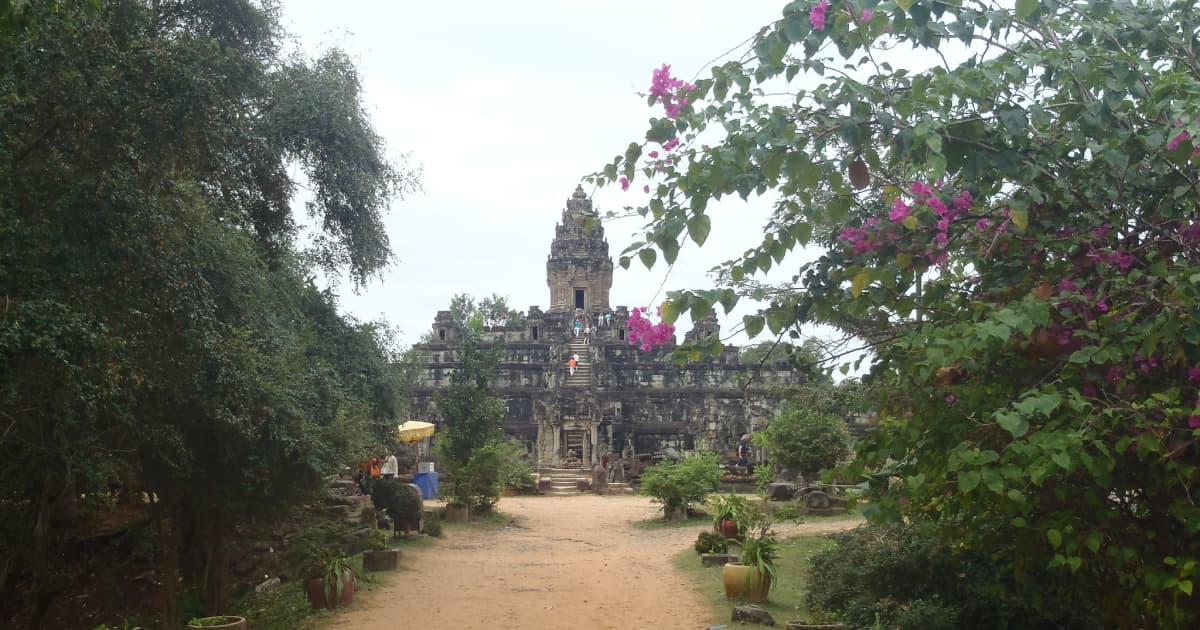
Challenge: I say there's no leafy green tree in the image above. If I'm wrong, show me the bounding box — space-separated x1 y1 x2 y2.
448 292 527 332
0 0 414 621
435 334 505 507
639 453 721 517
756 404 850 478
593 0 1200 625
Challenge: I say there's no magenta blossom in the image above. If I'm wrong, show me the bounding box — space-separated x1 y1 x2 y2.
627 306 676 351
1190 415 1200 429
643 184 650 194
619 176 630 191
1168 131 1191 151
860 9 873 22
649 64 695 119
663 137 680 151
889 198 912 222
1188 366 1200 382
810 0 830 30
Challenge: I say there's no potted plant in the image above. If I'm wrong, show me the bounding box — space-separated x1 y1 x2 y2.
361 528 400 572
302 547 356 609
721 506 779 602
186 616 246 630
710 492 750 539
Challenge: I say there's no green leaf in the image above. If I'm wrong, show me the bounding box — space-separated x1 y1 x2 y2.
1015 0 1038 20
959 470 980 493
1010 209 1028 231
638 248 657 270
660 299 680 324
743 314 765 338
851 270 872 297
1052 452 1071 470
1047 528 1062 549
687 213 712 247
896 0 914 12
996 411 1029 438
1180 580 1194 596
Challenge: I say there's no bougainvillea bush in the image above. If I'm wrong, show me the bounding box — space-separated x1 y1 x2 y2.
592 0 1200 626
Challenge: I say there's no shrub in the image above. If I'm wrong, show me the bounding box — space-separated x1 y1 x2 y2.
421 513 443 538
755 404 849 478
370 478 422 530
493 438 535 493
639 452 720 515
805 523 1089 630
694 531 728 554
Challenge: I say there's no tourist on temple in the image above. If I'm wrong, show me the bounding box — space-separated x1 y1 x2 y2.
568 356 577 376
738 434 753 472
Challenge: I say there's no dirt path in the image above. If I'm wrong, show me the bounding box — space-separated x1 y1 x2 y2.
329 495 860 630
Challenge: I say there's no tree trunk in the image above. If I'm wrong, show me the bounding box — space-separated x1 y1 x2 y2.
203 510 231 614
155 506 179 628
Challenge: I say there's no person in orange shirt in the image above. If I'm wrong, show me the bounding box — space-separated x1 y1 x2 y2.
568 357 577 376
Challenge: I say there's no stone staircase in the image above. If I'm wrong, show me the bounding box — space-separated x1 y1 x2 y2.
539 468 586 496
565 336 591 388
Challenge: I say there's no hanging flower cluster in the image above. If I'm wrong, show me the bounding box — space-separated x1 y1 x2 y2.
649 64 695 119
627 306 676 351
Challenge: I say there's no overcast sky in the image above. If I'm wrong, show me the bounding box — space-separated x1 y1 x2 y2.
280 1 808 350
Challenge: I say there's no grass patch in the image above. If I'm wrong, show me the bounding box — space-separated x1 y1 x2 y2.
441 508 521 532
632 514 712 530
674 531 840 627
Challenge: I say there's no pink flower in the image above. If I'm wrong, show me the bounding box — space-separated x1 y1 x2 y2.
945 394 956 404
1190 415 1200 429
1188 366 1200 382
649 64 695 120
889 198 912 222
810 0 830 30
911 181 933 198
860 9 873 22
1106 365 1124 386
649 150 659 158
1058 279 1078 293
975 218 991 231
663 137 680 151
643 184 650 194
619 176 630 191
1168 131 1191 151
628 306 676 351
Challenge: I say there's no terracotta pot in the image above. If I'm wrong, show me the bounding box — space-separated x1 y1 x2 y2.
187 616 246 630
722 563 750 599
443 503 470 523
717 518 739 539
362 549 400 571
743 567 772 603
304 575 355 609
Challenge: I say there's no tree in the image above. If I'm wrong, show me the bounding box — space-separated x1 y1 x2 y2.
434 333 505 508
0 0 415 622
639 453 721 518
592 1 1200 625
755 404 850 478
448 292 527 331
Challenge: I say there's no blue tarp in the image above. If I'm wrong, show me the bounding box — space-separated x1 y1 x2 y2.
413 472 439 499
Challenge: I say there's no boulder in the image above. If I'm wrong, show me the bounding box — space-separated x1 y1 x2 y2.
732 604 776 626
766 482 797 501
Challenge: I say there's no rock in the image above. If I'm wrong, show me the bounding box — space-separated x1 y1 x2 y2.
360 506 377 527
767 482 797 501
255 577 280 593
732 604 776 626
776 468 797 482
802 490 831 509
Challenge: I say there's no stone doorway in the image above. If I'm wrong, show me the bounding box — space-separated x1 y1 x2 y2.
562 429 587 467
574 288 585 309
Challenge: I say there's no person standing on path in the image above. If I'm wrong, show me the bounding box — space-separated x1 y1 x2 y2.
568 356 578 376
382 452 398 480
737 434 753 474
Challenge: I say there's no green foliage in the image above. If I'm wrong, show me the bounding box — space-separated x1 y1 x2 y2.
370 479 422 532
421 513 443 538
187 617 242 628
639 453 721 513
740 533 781 588
694 530 729 554
435 335 504 474
448 293 527 332
0 0 416 619
493 438 536 492
302 547 355 606
709 493 752 531
805 524 1083 629
597 0 1200 622
365 528 392 552
756 404 850 477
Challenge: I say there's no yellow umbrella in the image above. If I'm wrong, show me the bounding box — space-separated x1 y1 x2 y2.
396 420 436 443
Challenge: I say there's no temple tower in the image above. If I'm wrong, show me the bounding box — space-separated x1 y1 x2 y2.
546 185 613 313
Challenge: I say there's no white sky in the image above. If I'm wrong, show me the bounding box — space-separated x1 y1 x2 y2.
279 1 811 350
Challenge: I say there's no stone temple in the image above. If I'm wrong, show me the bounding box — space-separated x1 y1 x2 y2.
409 186 802 468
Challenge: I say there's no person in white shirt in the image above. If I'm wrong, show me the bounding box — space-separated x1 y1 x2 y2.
382 453 398 479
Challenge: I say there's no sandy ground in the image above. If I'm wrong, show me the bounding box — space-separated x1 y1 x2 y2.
328 495 860 630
